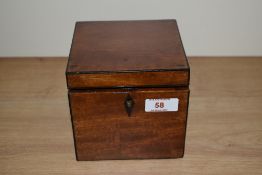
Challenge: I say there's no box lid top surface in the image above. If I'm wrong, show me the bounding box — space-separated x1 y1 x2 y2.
67 20 189 74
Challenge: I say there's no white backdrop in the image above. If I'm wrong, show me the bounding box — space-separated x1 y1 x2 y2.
0 0 262 57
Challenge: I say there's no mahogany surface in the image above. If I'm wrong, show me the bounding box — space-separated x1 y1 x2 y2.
66 20 189 89
69 88 189 160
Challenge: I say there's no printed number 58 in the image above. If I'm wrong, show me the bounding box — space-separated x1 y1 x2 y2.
155 102 164 108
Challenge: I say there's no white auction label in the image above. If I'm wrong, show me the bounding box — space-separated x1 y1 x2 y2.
145 98 179 112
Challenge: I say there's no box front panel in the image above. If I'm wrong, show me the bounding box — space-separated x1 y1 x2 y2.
69 88 189 160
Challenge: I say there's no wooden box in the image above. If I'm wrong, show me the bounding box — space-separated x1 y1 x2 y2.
66 20 190 161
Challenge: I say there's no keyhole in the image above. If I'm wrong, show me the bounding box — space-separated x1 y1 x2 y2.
124 94 134 117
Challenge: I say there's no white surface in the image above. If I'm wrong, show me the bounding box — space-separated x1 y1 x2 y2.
145 98 179 112
0 0 262 57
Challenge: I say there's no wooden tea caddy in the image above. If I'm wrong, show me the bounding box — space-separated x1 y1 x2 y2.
66 20 190 160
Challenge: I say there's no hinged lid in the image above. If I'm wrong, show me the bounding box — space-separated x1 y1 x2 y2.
66 20 189 89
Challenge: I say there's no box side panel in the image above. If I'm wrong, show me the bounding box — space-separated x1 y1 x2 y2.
69 88 189 160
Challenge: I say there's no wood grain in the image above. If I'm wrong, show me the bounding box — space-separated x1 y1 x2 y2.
67 70 189 89
66 20 189 89
67 20 188 73
0 57 262 174
69 88 189 160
